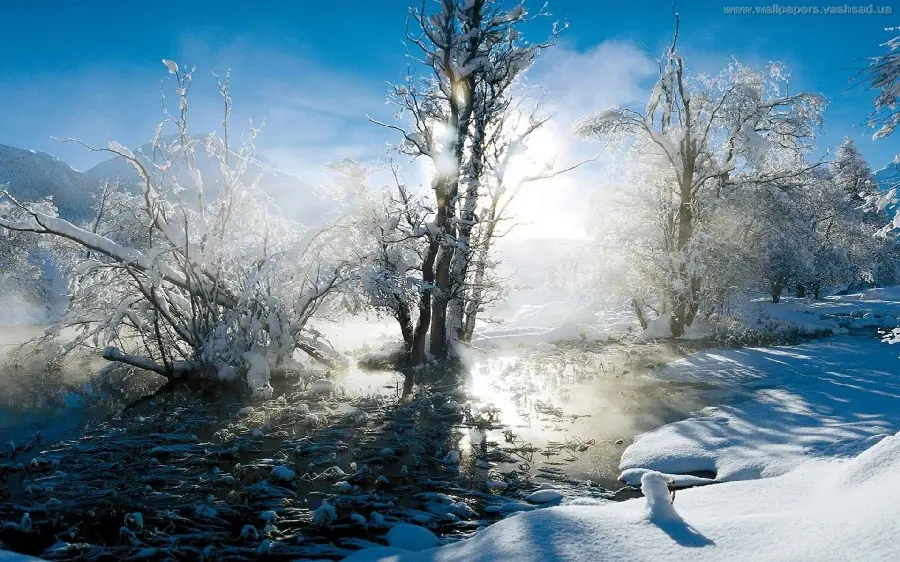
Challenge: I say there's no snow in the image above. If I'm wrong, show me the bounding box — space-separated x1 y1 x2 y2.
385 524 440 551
524 489 563 504
311 379 336 394
241 351 272 398
345 430 900 561
619 335 900 484
270 465 297 482
640 472 677 521
472 302 632 348
635 312 672 341
0 550 41 561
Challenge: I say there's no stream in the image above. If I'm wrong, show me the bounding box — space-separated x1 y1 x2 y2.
0 335 732 560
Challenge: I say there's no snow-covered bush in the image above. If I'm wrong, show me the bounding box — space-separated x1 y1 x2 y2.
0 62 354 390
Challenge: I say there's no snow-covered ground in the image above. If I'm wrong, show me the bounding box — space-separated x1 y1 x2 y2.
347 430 900 561
471 288 900 349
619 336 900 484
471 301 636 348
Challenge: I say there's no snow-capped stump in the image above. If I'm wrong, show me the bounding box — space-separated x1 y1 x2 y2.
310 379 335 395
536 341 558 352
249 428 265 438
486 479 508 490
350 513 367 526
525 489 564 503
260 510 278 522
237 406 255 416
385 523 440 551
270 465 297 482
304 413 319 427
296 403 310 415
641 471 678 521
443 450 460 464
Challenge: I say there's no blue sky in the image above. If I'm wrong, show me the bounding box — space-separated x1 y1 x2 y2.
0 0 897 177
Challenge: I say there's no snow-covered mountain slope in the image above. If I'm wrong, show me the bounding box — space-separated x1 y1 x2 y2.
875 164 899 191
0 144 101 222
84 136 334 225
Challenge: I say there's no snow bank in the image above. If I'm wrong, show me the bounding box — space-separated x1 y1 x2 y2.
345 431 900 561
472 302 634 348
620 336 900 483
634 313 672 341
385 524 440 551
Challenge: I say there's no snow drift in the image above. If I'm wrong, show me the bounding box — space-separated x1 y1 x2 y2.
345 430 900 561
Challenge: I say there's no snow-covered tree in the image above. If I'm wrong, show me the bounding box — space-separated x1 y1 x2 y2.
574 14 824 336
371 0 562 362
831 137 881 204
861 26 900 162
0 197 55 313
0 62 352 391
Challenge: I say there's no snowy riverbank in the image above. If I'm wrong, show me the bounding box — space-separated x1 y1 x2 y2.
343 291 900 561
346 429 900 561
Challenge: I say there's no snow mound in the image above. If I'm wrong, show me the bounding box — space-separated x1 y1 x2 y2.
359 430 900 561
635 313 672 341
525 489 563 504
385 524 440 551
342 547 409 561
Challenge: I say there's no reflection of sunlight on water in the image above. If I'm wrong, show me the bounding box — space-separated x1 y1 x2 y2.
337 361 405 397
467 356 524 426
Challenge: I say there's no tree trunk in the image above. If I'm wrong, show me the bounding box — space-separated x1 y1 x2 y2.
632 298 649 330
395 298 414 350
796 283 806 298
461 215 496 342
411 239 438 365
811 281 822 300
670 168 695 338
770 281 782 303
429 204 453 359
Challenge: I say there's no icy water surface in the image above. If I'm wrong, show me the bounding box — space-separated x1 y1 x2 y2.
0 339 726 560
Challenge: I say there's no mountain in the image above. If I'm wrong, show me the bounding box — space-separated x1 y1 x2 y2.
84 136 332 225
876 164 900 192
0 144 101 222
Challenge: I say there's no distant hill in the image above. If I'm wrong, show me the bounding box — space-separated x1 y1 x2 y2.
0 144 101 223
84 136 333 225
